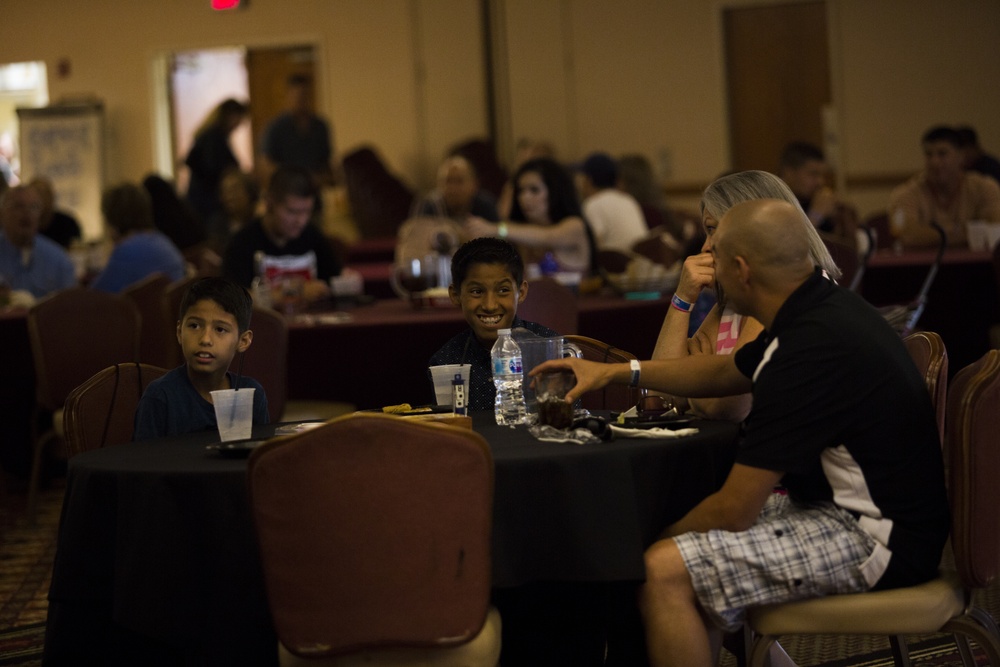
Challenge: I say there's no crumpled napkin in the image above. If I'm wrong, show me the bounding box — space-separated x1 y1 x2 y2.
528 423 699 445
529 424 604 445
608 425 699 439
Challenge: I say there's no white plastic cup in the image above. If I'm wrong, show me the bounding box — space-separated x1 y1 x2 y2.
429 364 470 406
211 388 255 442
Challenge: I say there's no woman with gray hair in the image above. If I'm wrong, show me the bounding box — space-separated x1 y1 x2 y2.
651 170 840 422
90 182 187 293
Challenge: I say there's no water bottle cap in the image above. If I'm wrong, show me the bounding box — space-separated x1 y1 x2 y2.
498 328 511 335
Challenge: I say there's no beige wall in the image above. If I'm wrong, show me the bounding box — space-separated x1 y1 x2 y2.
1 0 998 225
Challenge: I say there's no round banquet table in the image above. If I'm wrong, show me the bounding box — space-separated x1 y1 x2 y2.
43 413 738 665
286 293 670 409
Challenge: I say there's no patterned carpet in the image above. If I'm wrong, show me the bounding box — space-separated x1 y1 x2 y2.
0 481 63 666
0 479 997 666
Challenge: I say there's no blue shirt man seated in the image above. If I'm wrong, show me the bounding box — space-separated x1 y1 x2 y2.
0 184 76 299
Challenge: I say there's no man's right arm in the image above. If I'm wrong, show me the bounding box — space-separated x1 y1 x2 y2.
537 352 751 406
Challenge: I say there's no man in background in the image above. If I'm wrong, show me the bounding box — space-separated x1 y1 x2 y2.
577 152 647 253
957 125 1000 185
30 176 82 249
414 154 499 222
222 166 340 302
777 141 858 245
259 74 335 189
889 125 1000 247
0 184 76 298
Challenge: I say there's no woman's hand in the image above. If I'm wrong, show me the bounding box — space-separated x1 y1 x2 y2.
463 216 498 239
675 251 715 303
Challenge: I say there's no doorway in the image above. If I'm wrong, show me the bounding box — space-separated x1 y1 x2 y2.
0 61 49 186
168 47 252 195
724 1 831 172
158 44 318 192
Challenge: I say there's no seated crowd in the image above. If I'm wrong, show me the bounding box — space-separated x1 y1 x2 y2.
1 119 997 667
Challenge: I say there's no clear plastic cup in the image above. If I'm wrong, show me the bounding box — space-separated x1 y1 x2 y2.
211 388 255 441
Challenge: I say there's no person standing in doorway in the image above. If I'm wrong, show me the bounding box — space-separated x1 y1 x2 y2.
259 74 335 189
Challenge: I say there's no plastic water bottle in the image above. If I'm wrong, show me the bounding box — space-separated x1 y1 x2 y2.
492 328 526 426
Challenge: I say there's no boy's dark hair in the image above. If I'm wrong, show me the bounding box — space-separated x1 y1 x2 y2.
922 125 962 148
779 141 825 170
267 165 318 202
451 237 524 289
179 277 254 332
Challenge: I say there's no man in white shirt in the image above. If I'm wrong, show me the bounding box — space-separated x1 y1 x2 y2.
577 152 647 253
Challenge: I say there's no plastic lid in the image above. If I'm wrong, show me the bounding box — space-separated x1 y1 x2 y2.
498 328 511 335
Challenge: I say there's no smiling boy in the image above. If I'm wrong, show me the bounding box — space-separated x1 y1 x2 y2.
428 237 558 410
133 277 269 440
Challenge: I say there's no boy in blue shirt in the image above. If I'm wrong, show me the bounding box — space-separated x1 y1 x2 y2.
429 237 557 410
134 277 269 440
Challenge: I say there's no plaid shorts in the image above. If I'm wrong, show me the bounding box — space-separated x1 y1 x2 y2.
674 493 877 632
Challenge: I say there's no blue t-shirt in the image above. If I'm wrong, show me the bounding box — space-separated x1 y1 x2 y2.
133 366 269 441
91 231 186 293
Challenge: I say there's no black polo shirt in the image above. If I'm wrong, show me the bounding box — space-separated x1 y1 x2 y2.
734 268 949 587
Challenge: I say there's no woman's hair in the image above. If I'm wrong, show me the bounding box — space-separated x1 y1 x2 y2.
102 182 155 237
195 98 248 137
508 158 582 224
701 170 841 280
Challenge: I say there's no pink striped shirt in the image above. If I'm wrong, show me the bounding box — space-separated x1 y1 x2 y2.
716 304 744 355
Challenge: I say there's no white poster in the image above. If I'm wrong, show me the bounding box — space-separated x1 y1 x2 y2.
17 102 105 240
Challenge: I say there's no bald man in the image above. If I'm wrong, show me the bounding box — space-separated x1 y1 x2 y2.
534 199 948 667
414 155 499 222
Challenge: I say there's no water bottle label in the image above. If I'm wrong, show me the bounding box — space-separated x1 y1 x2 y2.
508 356 522 374
493 356 523 375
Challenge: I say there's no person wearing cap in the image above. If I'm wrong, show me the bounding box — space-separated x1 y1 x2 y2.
576 152 647 253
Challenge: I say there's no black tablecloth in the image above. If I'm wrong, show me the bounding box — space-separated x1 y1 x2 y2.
44 415 738 665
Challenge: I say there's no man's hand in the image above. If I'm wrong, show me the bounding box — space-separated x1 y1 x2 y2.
529 357 622 405
462 216 498 239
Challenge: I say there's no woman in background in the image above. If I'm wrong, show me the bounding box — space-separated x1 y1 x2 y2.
185 98 248 224
652 170 840 422
465 157 596 276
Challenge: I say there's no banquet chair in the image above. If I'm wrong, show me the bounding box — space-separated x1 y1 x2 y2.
248 414 502 666
518 276 579 335
903 331 948 445
743 349 1000 667
26 287 140 521
239 306 353 423
63 362 168 456
563 335 643 413
121 272 174 368
237 306 287 423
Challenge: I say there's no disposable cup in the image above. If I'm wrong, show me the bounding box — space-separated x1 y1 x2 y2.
211 388 255 442
429 364 471 406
